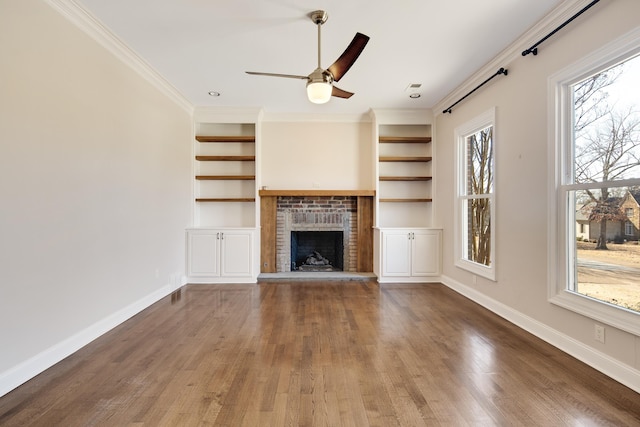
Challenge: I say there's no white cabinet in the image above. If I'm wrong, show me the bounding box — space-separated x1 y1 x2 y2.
186 228 256 283
375 228 441 283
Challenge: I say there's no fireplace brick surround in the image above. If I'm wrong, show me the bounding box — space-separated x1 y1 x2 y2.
259 190 374 273
276 196 356 272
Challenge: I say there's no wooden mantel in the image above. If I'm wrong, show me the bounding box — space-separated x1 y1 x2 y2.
259 191 374 273
258 189 375 197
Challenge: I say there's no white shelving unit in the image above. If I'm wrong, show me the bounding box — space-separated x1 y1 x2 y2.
371 109 441 282
187 108 262 283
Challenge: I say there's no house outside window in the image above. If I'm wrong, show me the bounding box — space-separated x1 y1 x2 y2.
454 108 496 280
548 29 640 334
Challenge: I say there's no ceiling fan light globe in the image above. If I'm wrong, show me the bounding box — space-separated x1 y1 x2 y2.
307 81 332 104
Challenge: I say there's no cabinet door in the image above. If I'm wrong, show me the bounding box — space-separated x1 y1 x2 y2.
188 231 220 277
411 230 441 276
382 230 412 277
220 231 253 277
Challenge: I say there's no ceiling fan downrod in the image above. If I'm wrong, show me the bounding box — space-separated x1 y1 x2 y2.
310 10 328 70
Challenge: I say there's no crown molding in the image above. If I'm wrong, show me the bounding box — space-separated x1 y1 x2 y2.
193 107 264 123
44 0 194 114
433 0 603 116
260 111 372 123
371 108 433 125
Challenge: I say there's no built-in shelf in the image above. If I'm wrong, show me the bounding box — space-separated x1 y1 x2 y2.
196 175 255 180
379 156 432 162
379 176 432 181
379 198 433 203
196 198 256 202
378 136 432 143
376 119 433 229
196 135 255 143
194 131 256 208
195 155 255 161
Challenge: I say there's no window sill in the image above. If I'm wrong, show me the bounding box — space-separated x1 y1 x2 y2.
455 259 496 281
550 290 640 336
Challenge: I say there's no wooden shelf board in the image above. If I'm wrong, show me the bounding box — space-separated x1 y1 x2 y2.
379 136 432 143
379 176 432 181
196 175 255 180
196 198 256 202
379 156 432 162
196 135 255 143
258 189 375 197
379 198 433 203
196 155 255 161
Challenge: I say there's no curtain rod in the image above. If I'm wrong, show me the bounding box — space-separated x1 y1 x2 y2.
442 68 508 114
522 0 601 56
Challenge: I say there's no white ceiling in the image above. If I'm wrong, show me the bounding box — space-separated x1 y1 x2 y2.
75 0 563 115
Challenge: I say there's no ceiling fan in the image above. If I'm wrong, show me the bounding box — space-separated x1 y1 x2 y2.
246 10 370 104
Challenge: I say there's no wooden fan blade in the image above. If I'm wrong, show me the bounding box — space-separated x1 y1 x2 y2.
245 71 308 80
327 32 370 82
332 86 354 99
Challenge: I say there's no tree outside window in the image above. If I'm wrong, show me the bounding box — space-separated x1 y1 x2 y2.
465 127 493 266
455 108 495 280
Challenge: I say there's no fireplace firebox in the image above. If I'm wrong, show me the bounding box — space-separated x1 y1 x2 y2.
291 231 344 271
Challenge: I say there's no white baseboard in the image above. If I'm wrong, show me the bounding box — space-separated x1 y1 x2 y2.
0 284 172 398
440 275 640 394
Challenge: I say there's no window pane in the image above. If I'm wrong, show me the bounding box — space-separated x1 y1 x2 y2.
571 188 640 313
463 198 492 266
572 54 640 184
466 126 494 195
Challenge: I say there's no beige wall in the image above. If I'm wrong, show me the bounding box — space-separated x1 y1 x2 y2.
0 0 192 394
260 121 373 190
435 0 640 383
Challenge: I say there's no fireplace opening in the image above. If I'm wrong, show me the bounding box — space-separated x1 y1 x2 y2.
291 231 344 271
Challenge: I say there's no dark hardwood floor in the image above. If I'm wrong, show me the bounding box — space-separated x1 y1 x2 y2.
1 281 638 426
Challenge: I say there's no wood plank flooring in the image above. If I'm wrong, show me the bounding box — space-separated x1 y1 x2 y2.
1 281 639 426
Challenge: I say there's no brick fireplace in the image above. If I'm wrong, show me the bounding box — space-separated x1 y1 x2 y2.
276 196 356 272
259 190 374 273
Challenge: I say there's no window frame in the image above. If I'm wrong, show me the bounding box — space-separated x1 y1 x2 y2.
454 107 496 280
548 27 640 336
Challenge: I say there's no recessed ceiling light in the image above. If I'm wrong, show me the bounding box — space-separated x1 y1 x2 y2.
409 93 421 99
208 91 220 97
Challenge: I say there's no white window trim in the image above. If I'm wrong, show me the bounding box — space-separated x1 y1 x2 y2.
547 27 640 336
454 107 496 281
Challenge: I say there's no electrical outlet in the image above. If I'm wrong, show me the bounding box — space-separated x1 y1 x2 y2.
594 324 605 343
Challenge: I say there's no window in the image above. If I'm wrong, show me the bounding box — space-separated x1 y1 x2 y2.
625 221 634 236
455 108 496 280
625 207 634 218
549 28 640 335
